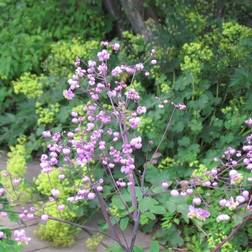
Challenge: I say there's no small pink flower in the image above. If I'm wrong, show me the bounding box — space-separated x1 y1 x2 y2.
12 178 21 186
219 199 227 207
151 59 157 65
63 89 75 100
97 49 110 61
41 214 49 222
42 131 51 138
14 229 31 245
245 118 252 127
58 204 65 211
58 174 65 180
87 192 96 200
161 182 169 189
136 106 146 115
130 137 142 149
193 197 201 206
51 189 60 198
0 231 4 238
112 43 120 51
170 189 179 196
0 212 8 217
216 214 230 222
186 188 193 195
0 188 5 197
96 186 103 192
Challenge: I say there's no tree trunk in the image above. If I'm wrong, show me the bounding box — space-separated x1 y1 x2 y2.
118 0 152 40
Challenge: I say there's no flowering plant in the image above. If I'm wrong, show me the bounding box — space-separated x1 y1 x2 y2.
0 41 251 251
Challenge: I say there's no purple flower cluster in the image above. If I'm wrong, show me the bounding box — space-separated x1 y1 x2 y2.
19 207 36 221
165 120 252 223
188 205 210 221
37 42 159 227
13 229 31 245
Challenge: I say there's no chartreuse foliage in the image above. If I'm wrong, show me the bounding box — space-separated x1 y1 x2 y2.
34 167 94 247
0 136 32 202
36 201 78 247
0 191 22 252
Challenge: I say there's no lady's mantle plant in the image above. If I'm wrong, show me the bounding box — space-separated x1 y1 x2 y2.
0 41 251 252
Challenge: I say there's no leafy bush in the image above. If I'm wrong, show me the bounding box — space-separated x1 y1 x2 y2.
0 0 111 79
35 166 93 247
0 0 112 147
36 201 78 247
0 136 31 202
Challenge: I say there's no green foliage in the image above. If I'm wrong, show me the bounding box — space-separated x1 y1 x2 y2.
6 136 27 177
13 73 43 99
0 239 22 252
35 167 93 247
0 136 31 202
36 102 60 125
36 201 78 247
0 0 111 79
35 169 72 198
44 39 100 75
0 0 112 148
85 233 104 251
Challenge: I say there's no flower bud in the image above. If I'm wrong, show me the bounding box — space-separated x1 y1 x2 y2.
161 182 169 189
193 197 201 206
170 190 179 197
87 192 96 200
219 199 227 207
41 214 49 222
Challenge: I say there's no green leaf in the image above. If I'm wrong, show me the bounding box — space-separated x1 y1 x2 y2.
149 240 160 252
139 197 159 213
107 244 124 252
151 205 166 215
119 217 129 231
133 246 144 252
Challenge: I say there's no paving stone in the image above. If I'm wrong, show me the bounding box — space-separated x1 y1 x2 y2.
22 225 52 252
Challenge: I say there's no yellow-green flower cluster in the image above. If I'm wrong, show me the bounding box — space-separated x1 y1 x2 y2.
181 41 213 77
35 166 89 247
158 156 179 170
6 136 27 177
44 39 99 75
35 168 73 199
138 117 154 134
185 11 206 35
0 136 31 202
109 205 121 218
208 233 234 252
85 234 103 251
219 22 252 66
160 83 171 94
13 73 43 98
191 161 209 182
72 105 85 116
36 102 60 125
37 201 77 247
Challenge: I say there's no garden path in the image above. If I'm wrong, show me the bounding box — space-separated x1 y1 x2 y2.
0 152 151 252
